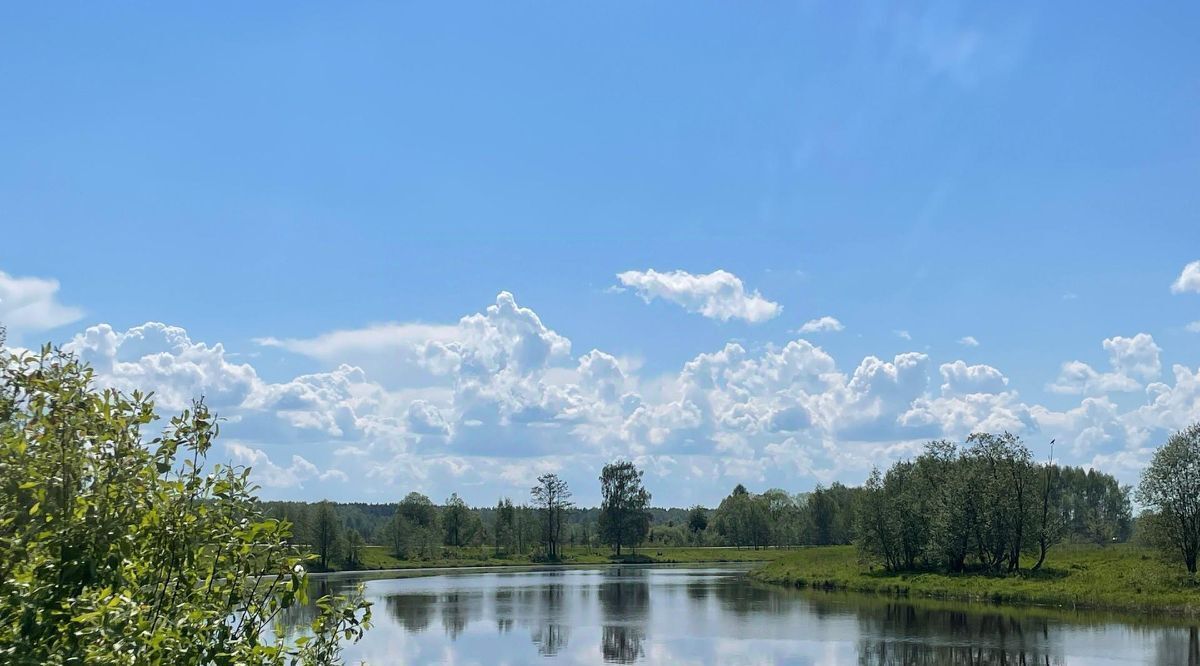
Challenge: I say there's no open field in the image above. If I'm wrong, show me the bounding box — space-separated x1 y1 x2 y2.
752 543 1200 616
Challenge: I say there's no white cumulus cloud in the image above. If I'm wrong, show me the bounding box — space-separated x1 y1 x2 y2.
1104 333 1162 381
615 269 780 323
939 360 1008 395
1171 260 1200 294
65 322 260 412
27 286 1200 503
798 316 844 334
1049 333 1162 395
226 443 342 489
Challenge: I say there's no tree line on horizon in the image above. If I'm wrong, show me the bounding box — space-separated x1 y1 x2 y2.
268 460 660 568
263 435 1147 572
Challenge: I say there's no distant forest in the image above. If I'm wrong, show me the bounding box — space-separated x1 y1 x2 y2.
261 442 1133 568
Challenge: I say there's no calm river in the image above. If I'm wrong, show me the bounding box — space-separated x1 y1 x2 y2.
283 564 1200 665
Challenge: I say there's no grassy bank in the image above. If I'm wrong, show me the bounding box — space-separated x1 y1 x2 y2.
752 544 1200 616
317 545 788 573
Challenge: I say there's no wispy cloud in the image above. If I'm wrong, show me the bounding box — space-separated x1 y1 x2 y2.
0 269 83 341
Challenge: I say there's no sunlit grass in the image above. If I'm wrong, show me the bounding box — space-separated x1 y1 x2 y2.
752 543 1200 615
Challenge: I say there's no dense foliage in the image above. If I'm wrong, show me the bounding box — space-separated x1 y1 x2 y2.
708 482 860 550
598 461 652 555
1137 423 1200 574
0 345 370 665
854 434 1133 573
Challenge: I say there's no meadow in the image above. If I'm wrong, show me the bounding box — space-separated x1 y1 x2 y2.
752 543 1200 616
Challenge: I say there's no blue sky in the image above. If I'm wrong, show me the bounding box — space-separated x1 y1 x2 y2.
2 2 1198 506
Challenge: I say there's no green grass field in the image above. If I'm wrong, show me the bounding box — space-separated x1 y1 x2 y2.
751 543 1200 616
319 545 788 573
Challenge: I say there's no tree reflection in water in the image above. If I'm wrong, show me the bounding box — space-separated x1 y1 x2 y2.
280 569 1198 664
844 599 1061 665
530 584 570 656
711 574 790 618
1155 625 1200 666
384 593 436 634
532 624 570 657
375 577 573 655
275 577 350 636
494 587 514 634
599 567 650 663
438 592 469 639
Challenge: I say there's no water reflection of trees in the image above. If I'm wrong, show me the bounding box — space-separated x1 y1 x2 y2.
275 578 351 638
532 624 570 656
287 571 1198 665
1154 625 1200 666
599 568 650 663
849 600 1065 665
439 592 470 639
384 593 437 633
529 583 571 656
711 577 788 617
686 580 709 602
494 588 514 634
376 581 573 654
378 590 486 639
601 626 644 664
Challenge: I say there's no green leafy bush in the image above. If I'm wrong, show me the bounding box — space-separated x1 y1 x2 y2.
0 345 371 665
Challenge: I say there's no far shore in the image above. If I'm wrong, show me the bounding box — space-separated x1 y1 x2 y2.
308 542 1200 619
752 543 1200 617
308 544 788 575
306 558 766 580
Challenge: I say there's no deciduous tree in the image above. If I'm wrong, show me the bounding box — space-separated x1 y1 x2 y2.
1137 423 1200 574
0 345 371 664
312 500 342 570
531 474 572 559
443 492 470 549
598 461 652 556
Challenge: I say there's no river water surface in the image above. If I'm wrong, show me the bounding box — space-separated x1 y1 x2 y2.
283 564 1200 665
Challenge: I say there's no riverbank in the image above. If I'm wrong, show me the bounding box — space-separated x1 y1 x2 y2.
751 544 1200 616
317 545 788 573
